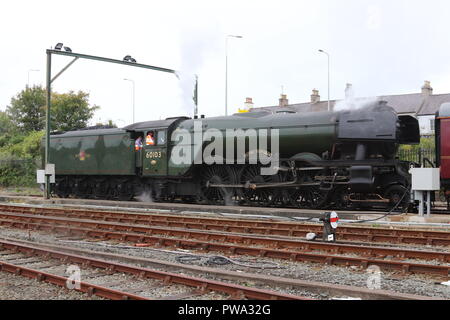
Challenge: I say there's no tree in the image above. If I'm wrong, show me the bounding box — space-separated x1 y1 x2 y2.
0 110 15 135
6 85 46 132
95 119 118 128
5 86 100 133
51 91 99 132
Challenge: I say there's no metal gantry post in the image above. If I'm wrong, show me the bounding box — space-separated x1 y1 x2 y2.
45 51 52 199
43 48 178 200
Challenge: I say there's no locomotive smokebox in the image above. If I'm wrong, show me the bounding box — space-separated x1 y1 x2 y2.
338 100 420 146
337 101 420 192
338 101 399 142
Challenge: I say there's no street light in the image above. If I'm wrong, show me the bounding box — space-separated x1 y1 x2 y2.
318 49 331 112
123 78 135 123
225 35 243 116
27 69 40 87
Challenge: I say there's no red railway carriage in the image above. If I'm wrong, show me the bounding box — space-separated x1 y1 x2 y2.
435 103 450 199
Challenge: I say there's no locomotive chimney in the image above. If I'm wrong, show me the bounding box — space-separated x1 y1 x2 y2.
421 80 433 96
279 94 289 107
311 89 320 104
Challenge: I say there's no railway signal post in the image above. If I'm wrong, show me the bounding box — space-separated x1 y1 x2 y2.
320 212 339 242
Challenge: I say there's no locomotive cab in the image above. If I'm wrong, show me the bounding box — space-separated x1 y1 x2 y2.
124 117 190 178
143 129 168 176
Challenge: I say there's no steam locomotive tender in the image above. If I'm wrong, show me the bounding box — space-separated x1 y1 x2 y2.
47 100 420 211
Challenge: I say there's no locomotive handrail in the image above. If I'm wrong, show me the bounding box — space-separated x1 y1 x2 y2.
423 158 436 168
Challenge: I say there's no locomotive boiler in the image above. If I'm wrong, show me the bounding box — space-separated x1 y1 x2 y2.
45 100 420 211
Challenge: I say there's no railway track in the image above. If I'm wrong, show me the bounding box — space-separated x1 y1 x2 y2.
0 237 436 300
0 208 449 278
0 239 306 300
1 204 450 246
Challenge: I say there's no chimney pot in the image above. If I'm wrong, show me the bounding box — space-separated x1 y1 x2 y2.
242 97 254 112
311 89 320 104
345 83 354 99
279 94 289 107
422 80 433 95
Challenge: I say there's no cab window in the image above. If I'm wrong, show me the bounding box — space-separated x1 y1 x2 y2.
146 131 156 146
157 130 166 145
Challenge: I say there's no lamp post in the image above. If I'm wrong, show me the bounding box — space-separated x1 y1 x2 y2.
27 69 40 87
123 78 135 123
225 35 243 116
318 49 330 112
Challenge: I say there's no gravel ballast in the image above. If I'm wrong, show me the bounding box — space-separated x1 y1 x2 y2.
0 225 449 299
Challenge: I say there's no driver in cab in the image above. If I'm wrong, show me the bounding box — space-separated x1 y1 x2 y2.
146 131 155 146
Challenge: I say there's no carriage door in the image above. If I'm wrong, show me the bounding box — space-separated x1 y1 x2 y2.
143 129 168 176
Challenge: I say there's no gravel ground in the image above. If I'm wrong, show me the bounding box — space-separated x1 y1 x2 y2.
0 270 103 300
0 248 231 300
1 225 449 299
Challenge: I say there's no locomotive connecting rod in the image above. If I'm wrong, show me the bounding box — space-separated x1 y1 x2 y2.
206 180 320 189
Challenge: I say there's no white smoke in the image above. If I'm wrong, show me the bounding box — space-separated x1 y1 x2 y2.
333 85 380 112
135 190 153 203
177 23 222 117
176 71 197 117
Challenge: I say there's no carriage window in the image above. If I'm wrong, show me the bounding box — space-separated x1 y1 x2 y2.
157 130 166 145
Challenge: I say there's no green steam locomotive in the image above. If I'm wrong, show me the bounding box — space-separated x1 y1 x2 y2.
44 100 420 210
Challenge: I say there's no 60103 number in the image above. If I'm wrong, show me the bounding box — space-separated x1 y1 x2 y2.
146 151 162 159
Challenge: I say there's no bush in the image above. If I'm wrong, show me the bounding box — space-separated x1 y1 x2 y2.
0 159 38 187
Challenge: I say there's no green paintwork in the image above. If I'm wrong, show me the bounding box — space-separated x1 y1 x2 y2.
47 128 135 176
143 146 167 176
167 111 338 176
46 111 339 179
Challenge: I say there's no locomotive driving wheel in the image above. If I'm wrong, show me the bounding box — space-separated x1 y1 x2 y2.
238 165 277 206
199 165 235 205
288 186 329 209
287 172 329 209
384 185 410 212
329 186 351 210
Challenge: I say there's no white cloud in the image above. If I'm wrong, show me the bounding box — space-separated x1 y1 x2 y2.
366 5 382 30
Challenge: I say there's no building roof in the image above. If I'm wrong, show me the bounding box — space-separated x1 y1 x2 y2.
251 92 450 116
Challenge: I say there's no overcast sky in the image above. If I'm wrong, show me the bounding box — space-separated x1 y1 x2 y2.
1 0 450 126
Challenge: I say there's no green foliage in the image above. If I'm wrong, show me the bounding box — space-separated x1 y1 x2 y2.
95 119 118 128
0 86 100 187
21 131 45 158
51 91 99 132
6 85 46 132
399 136 435 152
398 136 436 166
5 86 100 134
0 110 15 135
0 159 37 187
